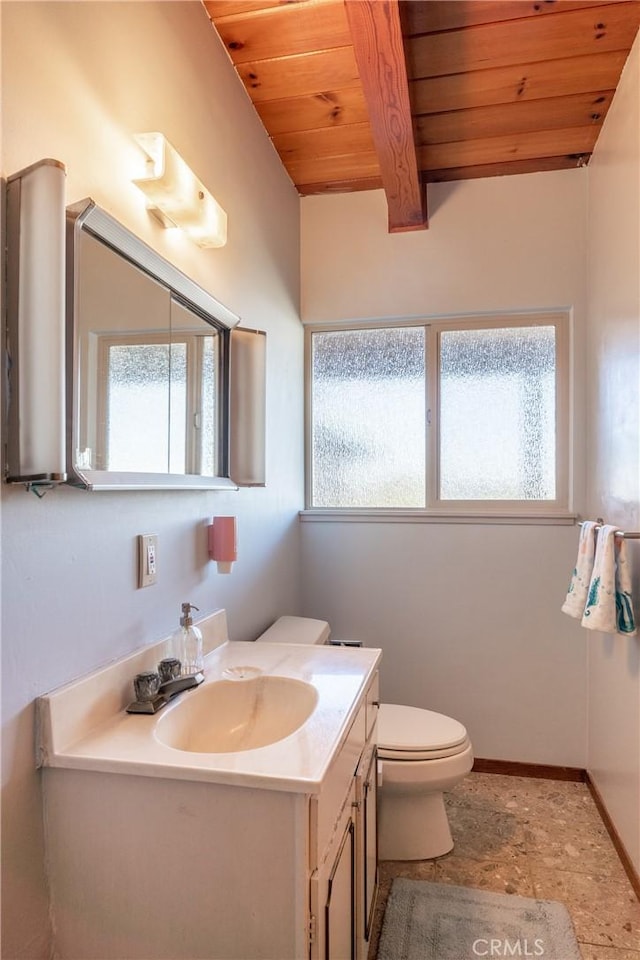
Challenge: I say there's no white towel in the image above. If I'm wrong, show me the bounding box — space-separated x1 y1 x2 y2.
561 520 596 619
582 525 637 636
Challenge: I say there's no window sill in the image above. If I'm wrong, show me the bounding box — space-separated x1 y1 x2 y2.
299 509 577 525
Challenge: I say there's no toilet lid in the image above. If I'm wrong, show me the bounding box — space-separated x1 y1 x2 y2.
377 703 469 760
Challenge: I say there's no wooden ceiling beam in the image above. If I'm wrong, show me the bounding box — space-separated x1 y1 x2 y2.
345 0 427 232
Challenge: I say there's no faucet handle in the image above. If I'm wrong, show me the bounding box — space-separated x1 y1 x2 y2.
133 671 161 702
158 658 181 683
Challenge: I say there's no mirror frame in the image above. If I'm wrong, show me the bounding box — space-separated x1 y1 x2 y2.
65 199 240 491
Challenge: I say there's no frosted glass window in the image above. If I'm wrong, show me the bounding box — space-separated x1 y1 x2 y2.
102 332 220 476
439 326 556 500
106 343 172 472
311 327 425 507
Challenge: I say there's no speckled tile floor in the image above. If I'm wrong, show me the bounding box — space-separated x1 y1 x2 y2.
370 773 640 960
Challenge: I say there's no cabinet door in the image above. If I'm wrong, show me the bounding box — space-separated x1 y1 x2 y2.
362 747 378 943
354 742 378 960
325 814 356 960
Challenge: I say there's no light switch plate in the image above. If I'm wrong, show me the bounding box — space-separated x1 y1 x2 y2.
138 534 158 588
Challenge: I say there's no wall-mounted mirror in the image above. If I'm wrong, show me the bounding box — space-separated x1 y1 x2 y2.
66 201 264 491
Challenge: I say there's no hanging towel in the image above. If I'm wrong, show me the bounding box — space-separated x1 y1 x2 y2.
561 520 597 619
615 537 638 636
582 525 637 636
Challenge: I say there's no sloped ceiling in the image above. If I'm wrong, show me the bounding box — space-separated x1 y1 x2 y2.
204 0 640 230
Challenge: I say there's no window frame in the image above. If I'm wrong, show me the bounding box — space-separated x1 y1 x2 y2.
95 327 222 476
303 311 573 522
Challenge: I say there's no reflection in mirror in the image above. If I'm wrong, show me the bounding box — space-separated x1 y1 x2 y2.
66 200 243 490
95 304 220 475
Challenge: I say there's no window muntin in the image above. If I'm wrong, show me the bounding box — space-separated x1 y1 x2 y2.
307 315 569 514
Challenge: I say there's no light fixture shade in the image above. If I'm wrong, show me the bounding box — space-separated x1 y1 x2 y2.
132 133 227 248
5 159 67 488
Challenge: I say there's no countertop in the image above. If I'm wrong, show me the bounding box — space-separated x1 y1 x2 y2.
37 639 381 793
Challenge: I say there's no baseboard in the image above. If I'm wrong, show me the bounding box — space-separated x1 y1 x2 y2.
586 772 640 901
471 758 640 900
472 758 586 782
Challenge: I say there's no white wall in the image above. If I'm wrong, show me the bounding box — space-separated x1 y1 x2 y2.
586 34 640 874
300 171 589 768
1 4 303 957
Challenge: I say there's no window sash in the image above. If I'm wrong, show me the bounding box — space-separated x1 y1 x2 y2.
305 312 570 515
97 330 219 476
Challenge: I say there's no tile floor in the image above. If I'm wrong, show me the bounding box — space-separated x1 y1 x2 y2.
370 773 640 960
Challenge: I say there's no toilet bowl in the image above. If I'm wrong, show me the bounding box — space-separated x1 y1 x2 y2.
255 616 473 862
377 703 473 860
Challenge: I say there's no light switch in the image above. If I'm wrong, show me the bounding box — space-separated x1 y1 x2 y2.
138 534 158 588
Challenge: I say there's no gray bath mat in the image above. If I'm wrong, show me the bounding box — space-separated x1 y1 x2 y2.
378 879 581 960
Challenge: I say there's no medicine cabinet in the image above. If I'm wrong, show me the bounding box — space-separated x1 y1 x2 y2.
66 200 265 491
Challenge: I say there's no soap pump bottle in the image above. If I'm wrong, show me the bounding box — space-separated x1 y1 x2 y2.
179 602 204 677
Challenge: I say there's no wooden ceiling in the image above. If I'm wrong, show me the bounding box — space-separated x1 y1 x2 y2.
203 0 640 230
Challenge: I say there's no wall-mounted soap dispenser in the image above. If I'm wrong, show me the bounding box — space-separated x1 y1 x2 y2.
178 603 203 677
208 516 237 574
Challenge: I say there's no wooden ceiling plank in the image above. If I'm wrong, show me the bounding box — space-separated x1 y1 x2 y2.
298 175 384 194
285 149 382 183
272 121 376 162
406 4 640 80
419 125 598 170
415 90 614 146
204 1 294 19
401 0 625 36
254 84 369 135
236 46 360 102
345 0 427 232
212 0 351 65
410 50 627 114
424 155 588 183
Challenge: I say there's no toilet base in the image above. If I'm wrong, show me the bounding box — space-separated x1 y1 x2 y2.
378 789 453 860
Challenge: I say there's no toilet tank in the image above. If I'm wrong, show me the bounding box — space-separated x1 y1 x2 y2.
255 615 330 645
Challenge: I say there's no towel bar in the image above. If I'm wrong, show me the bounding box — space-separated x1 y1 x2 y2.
579 519 640 539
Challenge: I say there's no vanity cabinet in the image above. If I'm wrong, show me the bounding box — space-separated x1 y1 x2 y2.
310 670 378 960
41 661 379 960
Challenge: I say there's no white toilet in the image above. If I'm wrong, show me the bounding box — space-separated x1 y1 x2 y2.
255 616 473 861
377 703 473 860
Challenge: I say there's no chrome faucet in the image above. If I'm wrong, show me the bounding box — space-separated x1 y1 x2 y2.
126 658 204 714
158 674 204 699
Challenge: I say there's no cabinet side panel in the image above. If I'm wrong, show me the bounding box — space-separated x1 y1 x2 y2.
43 769 306 960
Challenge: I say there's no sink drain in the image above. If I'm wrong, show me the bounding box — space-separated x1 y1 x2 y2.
221 665 263 681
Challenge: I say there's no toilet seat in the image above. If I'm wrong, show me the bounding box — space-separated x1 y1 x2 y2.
378 703 469 761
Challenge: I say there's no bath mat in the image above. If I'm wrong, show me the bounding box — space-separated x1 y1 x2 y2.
377 879 581 960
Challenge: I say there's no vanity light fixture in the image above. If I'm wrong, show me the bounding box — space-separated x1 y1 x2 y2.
5 159 67 493
132 133 227 248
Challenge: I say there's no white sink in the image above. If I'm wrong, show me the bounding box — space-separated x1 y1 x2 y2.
154 674 319 753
